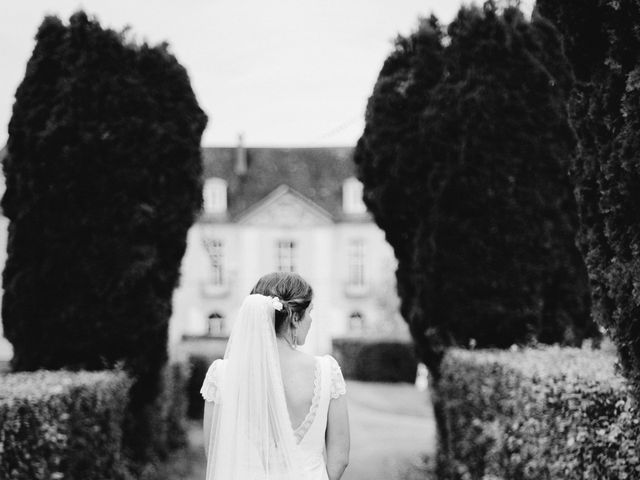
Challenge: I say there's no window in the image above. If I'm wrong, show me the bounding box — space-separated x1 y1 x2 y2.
349 311 365 333
347 239 365 287
276 240 296 273
202 238 225 285
342 177 366 214
207 312 225 336
204 178 227 214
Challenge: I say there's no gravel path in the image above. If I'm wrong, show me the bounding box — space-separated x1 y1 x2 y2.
342 381 436 480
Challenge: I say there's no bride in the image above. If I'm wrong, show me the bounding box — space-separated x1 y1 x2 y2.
200 272 350 480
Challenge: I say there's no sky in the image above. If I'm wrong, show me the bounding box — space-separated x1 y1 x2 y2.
1 1 534 148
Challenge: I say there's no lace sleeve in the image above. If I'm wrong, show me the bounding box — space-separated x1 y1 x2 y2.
200 358 224 403
327 355 347 399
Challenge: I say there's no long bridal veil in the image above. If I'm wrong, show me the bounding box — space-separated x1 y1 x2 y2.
206 294 305 480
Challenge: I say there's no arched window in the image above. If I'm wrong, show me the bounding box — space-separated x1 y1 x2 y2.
207 312 225 336
342 177 366 214
349 311 365 333
203 177 227 214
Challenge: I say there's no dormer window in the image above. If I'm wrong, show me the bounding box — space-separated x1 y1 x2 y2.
342 177 366 214
204 177 227 214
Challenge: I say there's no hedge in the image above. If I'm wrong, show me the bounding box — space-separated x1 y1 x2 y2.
186 354 222 419
0 369 132 480
332 338 418 383
162 362 189 452
148 361 189 458
436 346 640 480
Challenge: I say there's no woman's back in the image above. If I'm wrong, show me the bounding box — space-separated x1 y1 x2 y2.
201 352 348 479
200 273 349 480
279 349 318 431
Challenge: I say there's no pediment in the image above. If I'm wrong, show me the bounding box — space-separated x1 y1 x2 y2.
237 185 334 227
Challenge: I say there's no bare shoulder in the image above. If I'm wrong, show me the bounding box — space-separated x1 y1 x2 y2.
280 349 316 370
296 350 318 368
280 351 318 391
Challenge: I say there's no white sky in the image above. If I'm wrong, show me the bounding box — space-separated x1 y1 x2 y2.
1 1 533 148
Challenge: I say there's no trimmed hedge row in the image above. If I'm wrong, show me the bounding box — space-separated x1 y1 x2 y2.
186 354 222 419
149 362 189 457
332 338 418 383
0 369 132 480
436 347 640 480
161 362 189 452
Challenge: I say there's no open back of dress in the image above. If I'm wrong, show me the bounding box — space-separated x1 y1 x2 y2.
201 354 346 480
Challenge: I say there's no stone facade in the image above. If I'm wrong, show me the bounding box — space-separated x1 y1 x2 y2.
170 145 406 358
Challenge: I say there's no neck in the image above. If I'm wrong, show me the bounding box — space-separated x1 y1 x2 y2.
276 334 297 351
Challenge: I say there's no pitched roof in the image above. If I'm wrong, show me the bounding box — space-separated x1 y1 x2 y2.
201 146 361 221
0 145 366 222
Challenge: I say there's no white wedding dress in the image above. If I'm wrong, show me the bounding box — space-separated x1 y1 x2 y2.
201 354 347 480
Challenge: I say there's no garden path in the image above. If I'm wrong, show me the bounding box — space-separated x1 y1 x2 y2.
342 381 436 480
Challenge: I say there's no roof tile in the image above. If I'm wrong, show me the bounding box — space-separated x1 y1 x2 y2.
202 146 359 220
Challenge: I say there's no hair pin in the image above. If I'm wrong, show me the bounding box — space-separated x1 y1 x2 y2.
270 296 284 311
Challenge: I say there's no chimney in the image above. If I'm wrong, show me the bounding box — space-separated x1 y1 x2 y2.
235 133 247 176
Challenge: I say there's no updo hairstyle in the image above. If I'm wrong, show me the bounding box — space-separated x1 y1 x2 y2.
250 272 313 334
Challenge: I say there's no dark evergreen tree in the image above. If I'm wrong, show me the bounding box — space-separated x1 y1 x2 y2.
536 0 640 400
356 2 594 376
2 12 207 461
416 4 592 353
354 15 446 369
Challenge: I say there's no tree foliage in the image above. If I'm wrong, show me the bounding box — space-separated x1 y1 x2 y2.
2 11 207 460
354 15 446 369
536 0 640 401
355 2 595 375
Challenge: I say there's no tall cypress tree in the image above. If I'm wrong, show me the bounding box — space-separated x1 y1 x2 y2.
414 4 590 353
356 2 594 376
2 12 207 460
536 0 640 401
354 15 446 369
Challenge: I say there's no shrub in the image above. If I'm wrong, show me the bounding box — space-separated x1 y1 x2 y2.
148 361 189 458
0 369 132 480
332 338 418 383
436 346 640 480
186 354 222 419
162 362 189 451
